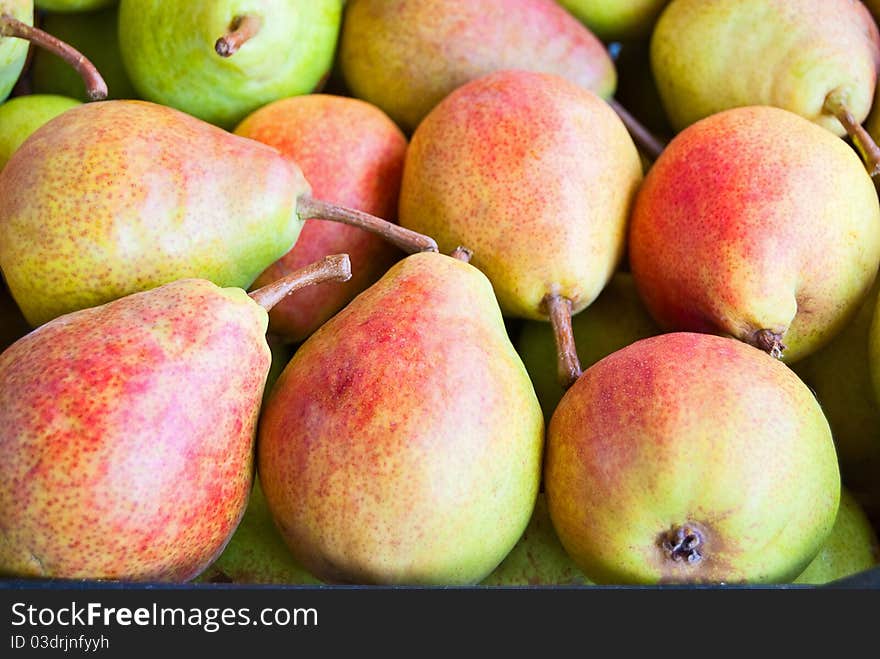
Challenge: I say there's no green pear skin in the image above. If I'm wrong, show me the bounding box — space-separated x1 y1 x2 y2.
546 333 840 585
651 0 880 135
119 0 342 128
400 70 642 320
0 94 80 169
0 278 270 581
32 6 138 101
558 0 670 42
0 1 32 102
258 253 544 585
794 490 878 585
340 0 616 133
0 100 311 327
481 494 590 587
517 273 659 420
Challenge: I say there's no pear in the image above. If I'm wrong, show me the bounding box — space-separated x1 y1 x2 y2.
629 106 880 363
517 273 659 420
118 0 342 129
258 250 544 585
557 0 670 42
0 255 352 581
0 100 436 327
651 0 880 174
545 332 840 585
794 280 880 503
235 94 406 343
794 490 878 585
339 0 616 134
32 6 138 101
481 494 591 587
194 479 321 586
400 70 643 389
0 94 80 169
35 1 114 10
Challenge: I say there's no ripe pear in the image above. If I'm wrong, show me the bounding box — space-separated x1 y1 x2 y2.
35 0 114 10
32 6 138 101
235 94 406 343
794 490 878 585
629 106 880 363
546 332 840 585
118 0 342 129
339 0 616 133
481 494 591 587
0 94 80 169
517 273 659 420
558 0 670 42
794 280 880 502
0 100 435 327
0 254 352 581
651 0 880 173
0 1 32 102
400 70 642 388
258 251 544 585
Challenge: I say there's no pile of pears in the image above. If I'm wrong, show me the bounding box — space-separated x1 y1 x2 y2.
0 0 879 588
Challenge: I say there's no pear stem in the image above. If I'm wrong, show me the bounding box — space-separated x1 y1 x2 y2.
297 196 439 255
543 293 582 390
450 246 473 262
215 14 263 57
607 98 666 162
824 90 880 177
0 13 107 101
249 254 352 311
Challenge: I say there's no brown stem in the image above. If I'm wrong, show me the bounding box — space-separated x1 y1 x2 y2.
249 254 352 311
297 196 439 255
450 246 473 262
0 13 107 101
607 98 666 162
824 89 880 177
751 329 786 360
543 293 582 390
215 14 263 57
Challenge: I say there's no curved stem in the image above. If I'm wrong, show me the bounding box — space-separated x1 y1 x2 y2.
0 13 107 101
543 293 582 390
824 89 880 177
607 98 666 162
215 14 262 57
297 196 439 255
249 254 351 311
450 246 473 262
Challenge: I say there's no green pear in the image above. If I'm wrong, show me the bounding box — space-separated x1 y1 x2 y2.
35 0 115 10
32 6 137 101
545 332 840 584
651 0 880 173
558 0 670 42
481 494 591 587
794 490 878 585
0 254 352 581
194 479 321 585
258 251 544 585
0 1 32 102
339 0 616 134
0 94 80 169
118 0 342 128
794 280 880 500
0 100 435 327
517 273 659 420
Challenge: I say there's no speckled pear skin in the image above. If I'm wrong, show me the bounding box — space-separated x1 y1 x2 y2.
35 0 115 10
651 0 880 135
0 100 311 327
558 0 669 42
629 106 880 364
0 278 270 582
339 0 616 133
119 0 342 129
399 70 642 320
545 333 840 585
0 95 81 170
236 95 405 343
0 1 32 103
258 253 544 585
794 490 878 584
